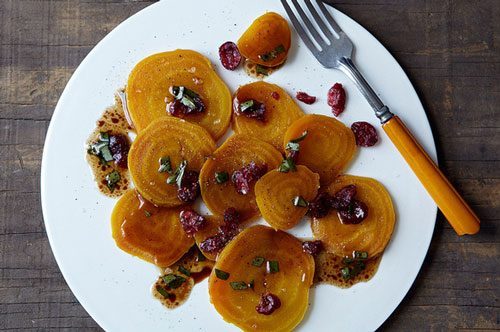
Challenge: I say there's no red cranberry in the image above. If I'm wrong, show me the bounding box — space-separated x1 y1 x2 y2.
108 134 130 169
199 218 240 254
179 210 206 235
177 170 200 203
256 293 281 315
302 241 323 256
331 185 357 210
168 98 205 118
328 83 346 116
231 162 268 195
307 192 333 219
296 91 317 105
219 41 242 70
223 208 240 224
337 200 368 224
351 121 379 147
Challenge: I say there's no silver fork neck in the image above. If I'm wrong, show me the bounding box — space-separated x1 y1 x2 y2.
338 57 393 124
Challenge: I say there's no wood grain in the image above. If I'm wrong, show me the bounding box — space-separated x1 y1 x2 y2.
0 0 498 330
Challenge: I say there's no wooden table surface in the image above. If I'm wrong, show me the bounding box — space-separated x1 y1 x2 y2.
1 0 498 330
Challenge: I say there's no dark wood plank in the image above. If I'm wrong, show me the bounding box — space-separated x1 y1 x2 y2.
0 0 498 331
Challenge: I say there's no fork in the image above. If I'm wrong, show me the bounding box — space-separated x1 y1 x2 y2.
281 0 480 235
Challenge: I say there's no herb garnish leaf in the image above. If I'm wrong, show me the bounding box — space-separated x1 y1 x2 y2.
285 131 308 152
259 44 286 62
162 274 186 289
215 171 229 184
166 160 188 187
292 196 308 208
178 266 191 277
239 100 255 113
230 281 249 290
105 170 121 191
278 157 296 173
215 269 230 280
266 260 279 274
155 285 172 299
158 156 173 173
255 65 269 76
252 256 265 267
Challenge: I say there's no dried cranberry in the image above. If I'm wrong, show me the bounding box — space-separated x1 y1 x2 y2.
331 185 357 210
307 192 333 219
337 200 368 224
302 241 323 256
296 91 317 105
168 98 205 118
179 209 206 235
351 121 379 147
235 99 266 122
177 170 200 203
223 207 240 224
328 83 346 116
199 218 240 254
219 41 242 70
232 162 268 195
256 293 281 315
108 134 130 169
271 91 280 100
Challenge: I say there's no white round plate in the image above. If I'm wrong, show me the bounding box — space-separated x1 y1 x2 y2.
41 0 437 331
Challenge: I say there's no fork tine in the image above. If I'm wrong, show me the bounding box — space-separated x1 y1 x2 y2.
281 0 319 52
290 0 327 47
317 0 343 34
304 0 335 41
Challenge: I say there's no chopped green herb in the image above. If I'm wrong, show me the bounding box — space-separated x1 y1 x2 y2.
292 196 308 208
178 266 191 277
259 44 286 62
255 65 269 76
354 251 369 260
266 260 279 274
158 156 173 173
248 279 255 289
340 267 351 279
230 281 249 290
155 285 172 299
144 210 152 217
215 269 230 280
278 157 296 173
215 171 229 184
290 131 308 144
105 170 121 191
239 100 255 113
162 274 186 289
252 256 265 267
87 131 114 164
171 86 201 110
166 160 188 187
197 250 206 262
342 257 354 265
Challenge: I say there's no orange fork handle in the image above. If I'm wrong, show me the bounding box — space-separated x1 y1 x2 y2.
383 116 480 235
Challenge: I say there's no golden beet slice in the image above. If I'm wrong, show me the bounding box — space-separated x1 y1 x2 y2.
232 81 304 151
283 114 356 185
209 225 314 332
199 134 282 222
111 190 194 267
128 117 216 207
311 175 396 257
126 50 232 139
238 12 291 67
255 166 320 230
193 216 225 261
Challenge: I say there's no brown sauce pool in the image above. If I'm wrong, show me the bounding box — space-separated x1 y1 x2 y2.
243 59 282 79
86 90 133 197
313 251 382 288
152 247 214 309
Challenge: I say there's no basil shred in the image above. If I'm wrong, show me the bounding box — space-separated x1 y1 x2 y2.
162 274 186 289
255 65 269 76
286 131 308 152
230 280 253 290
87 131 113 165
252 256 265 267
278 157 296 173
259 44 286 62
178 266 191 277
340 251 369 280
292 196 308 208
215 269 230 280
105 170 121 191
158 156 173 173
167 160 188 187
266 260 279 274
215 171 229 184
